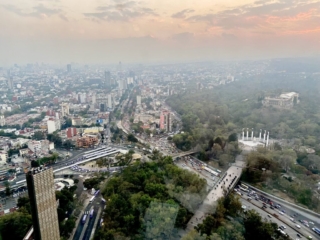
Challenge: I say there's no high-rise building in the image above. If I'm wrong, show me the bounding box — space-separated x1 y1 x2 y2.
166 112 172 132
100 103 105 112
107 94 112 109
7 77 13 91
160 111 172 132
105 71 111 86
0 115 5 126
78 93 86 103
137 95 141 105
119 79 124 92
26 167 60 240
60 103 69 117
92 94 96 105
67 64 71 73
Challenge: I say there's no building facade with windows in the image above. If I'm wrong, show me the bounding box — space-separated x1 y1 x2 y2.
26 167 60 240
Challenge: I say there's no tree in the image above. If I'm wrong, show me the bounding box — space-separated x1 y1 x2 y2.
127 134 138 143
32 131 45 140
17 196 31 214
228 133 238 142
31 160 40 167
0 211 32 240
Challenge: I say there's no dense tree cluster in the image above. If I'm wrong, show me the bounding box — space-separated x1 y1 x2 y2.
186 194 289 240
167 74 320 152
94 156 207 239
242 147 320 211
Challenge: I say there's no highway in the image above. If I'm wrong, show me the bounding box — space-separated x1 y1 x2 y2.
237 188 319 239
73 194 102 240
240 198 304 239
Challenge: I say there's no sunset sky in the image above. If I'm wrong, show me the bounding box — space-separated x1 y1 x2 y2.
0 0 319 65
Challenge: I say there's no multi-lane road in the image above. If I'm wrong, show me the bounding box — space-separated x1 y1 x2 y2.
73 194 103 240
237 188 319 239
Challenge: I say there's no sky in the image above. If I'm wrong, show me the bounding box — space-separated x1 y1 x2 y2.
0 0 320 65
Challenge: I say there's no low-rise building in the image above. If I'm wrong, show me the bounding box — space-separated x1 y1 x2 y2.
262 92 299 109
76 136 98 148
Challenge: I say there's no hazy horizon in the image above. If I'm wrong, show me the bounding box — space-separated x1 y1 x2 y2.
1 0 320 65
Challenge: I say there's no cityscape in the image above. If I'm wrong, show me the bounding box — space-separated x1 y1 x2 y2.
1 0 320 240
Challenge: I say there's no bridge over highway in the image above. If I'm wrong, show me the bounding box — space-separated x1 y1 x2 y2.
15 148 121 186
172 151 197 158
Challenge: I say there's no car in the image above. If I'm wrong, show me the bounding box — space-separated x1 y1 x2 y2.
279 211 284 215
280 225 286 229
279 226 285 230
267 214 271 218
295 224 301 229
297 233 302 238
309 221 314 225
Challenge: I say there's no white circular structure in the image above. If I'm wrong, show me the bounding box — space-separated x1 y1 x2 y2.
17 84 21 89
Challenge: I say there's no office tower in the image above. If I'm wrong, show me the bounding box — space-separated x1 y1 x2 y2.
100 103 105 112
105 71 111 86
137 95 141 105
92 94 96 105
60 103 69 117
7 70 13 91
26 167 60 240
67 64 71 73
166 112 172 132
119 79 124 92
107 94 112 109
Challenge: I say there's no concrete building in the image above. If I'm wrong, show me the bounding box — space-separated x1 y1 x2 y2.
107 94 113 109
92 94 96 105
0 115 5 126
76 136 98 148
78 93 86 104
7 77 13 91
28 140 54 155
0 151 8 164
60 103 69 117
26 167 60 240
105 71 111 86
137 95 141 105
262 92 299 109
47 118 61 134
160 111 172 132
66 127 77 138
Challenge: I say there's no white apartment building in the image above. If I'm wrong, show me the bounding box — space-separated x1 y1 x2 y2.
137 95 141 105
0 151 8 164
47 118 61 134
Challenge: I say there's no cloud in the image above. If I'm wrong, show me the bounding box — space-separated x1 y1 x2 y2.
2 3 62 18
171 9 194 19
186 0 320 33
84 1 157 22
59 14 68 21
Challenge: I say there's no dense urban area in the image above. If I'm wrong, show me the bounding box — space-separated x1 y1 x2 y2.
1 58 320 240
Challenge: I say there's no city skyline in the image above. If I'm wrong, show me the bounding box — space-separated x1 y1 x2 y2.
0 0 320 65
